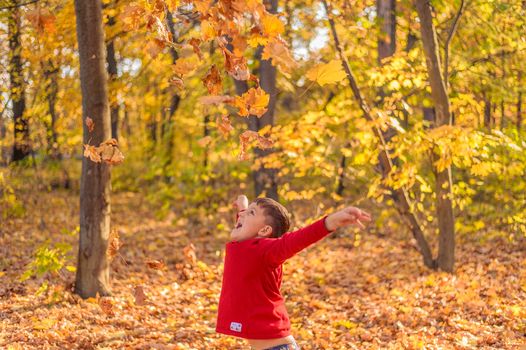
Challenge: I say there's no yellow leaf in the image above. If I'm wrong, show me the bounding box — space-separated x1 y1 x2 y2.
306 60 346 86
261 14 284 37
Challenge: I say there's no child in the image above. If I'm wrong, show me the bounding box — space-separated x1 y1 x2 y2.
216 195 372 350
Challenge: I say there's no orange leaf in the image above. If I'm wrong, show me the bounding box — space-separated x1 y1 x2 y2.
216 115 234 139
173 58 197 76
202 65 223 95
189 38 203 60
83 144 101 163
85 117 95 133
146 259 166 270
262 38 297 74
231 87 269 117
183 244 197 265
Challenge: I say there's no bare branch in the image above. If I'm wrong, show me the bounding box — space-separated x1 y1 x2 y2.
444 0 466 89
0 0 39 11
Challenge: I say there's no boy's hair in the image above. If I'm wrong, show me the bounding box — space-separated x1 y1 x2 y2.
254 198 291 238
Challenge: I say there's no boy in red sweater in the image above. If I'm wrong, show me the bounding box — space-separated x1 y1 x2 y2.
216 195 371 350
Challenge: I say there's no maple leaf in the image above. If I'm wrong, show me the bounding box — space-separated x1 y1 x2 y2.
26 9 56 34
120 4 146 30
216 115 234 139
200 20 216 41
144 39 165 58
98 297 115 316
306 60 347 86
146 259 166 270
83 144 101 163
173 58 197 76
134 285 148 306
202 65 223 95
261 14 284 38
85 117 95 133
230 87 269 117
188 38 203 60
99 139 125 165
239 130 274 160
262 38 298 74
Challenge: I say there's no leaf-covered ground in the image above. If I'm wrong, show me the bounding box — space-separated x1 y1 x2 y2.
0 190 524 349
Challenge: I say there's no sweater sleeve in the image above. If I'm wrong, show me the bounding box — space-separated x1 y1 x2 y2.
262 216 333 267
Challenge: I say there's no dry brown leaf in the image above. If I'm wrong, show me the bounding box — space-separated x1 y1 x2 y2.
107 229 122 260
83 144 101 163
183 244 197 265
85 117 95 133
146 259 166 271
202 65 223 95
216 115 234 139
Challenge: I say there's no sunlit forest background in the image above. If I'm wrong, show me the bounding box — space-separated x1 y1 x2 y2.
0 0 525 348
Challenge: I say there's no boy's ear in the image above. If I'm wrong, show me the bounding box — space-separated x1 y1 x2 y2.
258 225 273 238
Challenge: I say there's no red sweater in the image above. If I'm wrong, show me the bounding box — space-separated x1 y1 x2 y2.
215 217 331 339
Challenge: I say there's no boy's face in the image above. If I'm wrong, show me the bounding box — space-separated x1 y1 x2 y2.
230 202 272 242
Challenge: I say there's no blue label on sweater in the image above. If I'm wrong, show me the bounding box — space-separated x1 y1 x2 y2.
230 322 242 332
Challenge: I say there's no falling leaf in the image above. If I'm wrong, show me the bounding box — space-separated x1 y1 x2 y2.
173 58 197 76
202 65 222 95
26 9 56 34
262 38 297 74
83 144 101 163
134 285 148 306
188 38 203 60
146 259 166 270
197 136 212 147
230 87 269 117
306 60 346 86
216 115 234 138
144 39 165 58
239 130 273 160
85 117 95 133
261 13 285 37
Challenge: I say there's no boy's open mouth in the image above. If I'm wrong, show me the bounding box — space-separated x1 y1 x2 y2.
235 222 242 229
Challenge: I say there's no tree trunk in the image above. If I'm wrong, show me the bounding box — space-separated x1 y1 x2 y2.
377 0 396 64
484 93 492 129
322 0 436 269
518 72 522 133
164 11 181 164
8 0 30 162
251 0 279 201
74 0 112 298
415 0 456 272
106 15 119 141
44 60 60 159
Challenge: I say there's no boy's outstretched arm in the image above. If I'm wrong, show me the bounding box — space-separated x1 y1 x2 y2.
263 206 372 267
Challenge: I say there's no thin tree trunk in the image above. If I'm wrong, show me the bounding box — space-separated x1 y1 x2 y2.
165 10 181 164
252 0 279 201
8 0 30 162
518 72 523 133
377 0 396 63
74 0 112 298
44 60 60 159
415 0 456 272
106 15 119 141
484 93 491 129
322 0 436 269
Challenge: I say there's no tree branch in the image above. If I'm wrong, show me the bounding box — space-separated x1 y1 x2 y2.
444 0 466 89
0 0 39 11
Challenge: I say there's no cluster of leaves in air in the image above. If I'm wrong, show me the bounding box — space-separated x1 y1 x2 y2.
82 117 125 165
119 0 338 159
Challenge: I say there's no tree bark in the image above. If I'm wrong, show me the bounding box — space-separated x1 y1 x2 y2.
518 71 523 133
322 0 436 269
415 0 456 272
44 59 60 159
106 14 119 141
377 0 396 64
74 0 112 298
8 0 30 162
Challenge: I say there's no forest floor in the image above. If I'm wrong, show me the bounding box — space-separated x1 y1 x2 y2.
0 188 525 349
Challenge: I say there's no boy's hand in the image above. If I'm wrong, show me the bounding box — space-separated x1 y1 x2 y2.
232 195 249 211
325 206 372 232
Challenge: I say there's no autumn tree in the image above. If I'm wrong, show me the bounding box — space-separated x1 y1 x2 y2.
74 0 112 298
8 0 30 162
